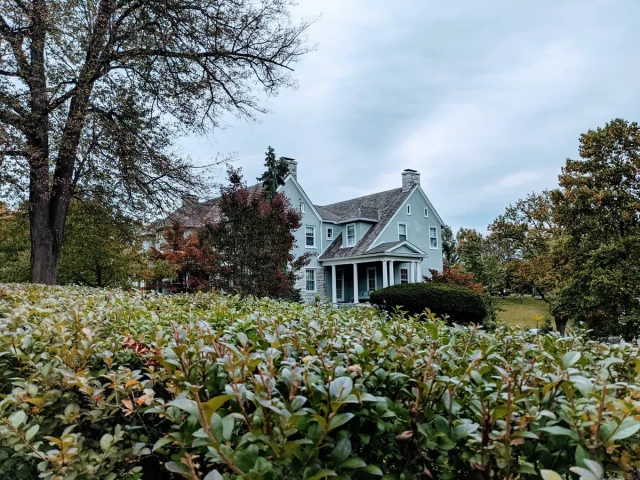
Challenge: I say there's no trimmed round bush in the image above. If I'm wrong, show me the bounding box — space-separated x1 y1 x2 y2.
369 282 487 323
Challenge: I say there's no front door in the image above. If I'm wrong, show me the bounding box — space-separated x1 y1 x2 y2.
336 269 344 302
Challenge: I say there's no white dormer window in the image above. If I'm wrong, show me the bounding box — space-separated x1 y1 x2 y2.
398 223 407 241
299 202 305 213
327 227 334 241
346 224 356 247
424 207 429 218
407 204 412 215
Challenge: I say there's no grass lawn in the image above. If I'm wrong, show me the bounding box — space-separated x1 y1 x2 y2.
496 295 551 329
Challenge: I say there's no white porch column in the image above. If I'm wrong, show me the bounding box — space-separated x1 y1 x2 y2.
331 265 337 304
409 262 415 283
353 263 359 304
416 261 422 283
389 260 395 286
382 260 388 288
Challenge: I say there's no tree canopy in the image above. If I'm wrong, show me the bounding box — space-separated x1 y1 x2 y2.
551 118 640 338
199 167 311 299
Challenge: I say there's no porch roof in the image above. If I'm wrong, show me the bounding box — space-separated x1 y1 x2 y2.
319 237 426 264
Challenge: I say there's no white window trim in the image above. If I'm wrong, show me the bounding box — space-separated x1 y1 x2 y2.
346 223 356 247
367 267 377 291
398 222 407 241
305 269 317 292
407 204 412 215
299 202 305 213
424 207 429 218
305 225 316 248
326 227 334 241
336 268 344 301
400 268 409 284
429 226 439 249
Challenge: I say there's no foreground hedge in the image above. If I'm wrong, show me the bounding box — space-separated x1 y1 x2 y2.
369 282 487 323
1 285 640 479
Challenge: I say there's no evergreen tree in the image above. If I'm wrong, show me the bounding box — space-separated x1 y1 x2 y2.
257 146 290 200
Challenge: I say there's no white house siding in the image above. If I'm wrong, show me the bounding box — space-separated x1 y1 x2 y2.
372 188 443 275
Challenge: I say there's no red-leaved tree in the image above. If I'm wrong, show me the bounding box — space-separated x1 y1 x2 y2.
147 222 217 292
199 167 311 299
424 265 484 294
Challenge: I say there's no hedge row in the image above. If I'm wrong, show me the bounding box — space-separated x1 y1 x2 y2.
369 282 487 323
1 285 640 479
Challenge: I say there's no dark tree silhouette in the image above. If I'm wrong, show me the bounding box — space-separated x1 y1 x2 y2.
0 0 312 283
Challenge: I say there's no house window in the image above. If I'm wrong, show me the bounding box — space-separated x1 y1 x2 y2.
424 207 429 217
305 226 316 247
327 227 334 241
305 269 316 292
400 268 409 284
367 267 377 291
336 269 344 301
407 204 412 215
299 202 305 213
398 223 407 241
346 224 356 247
430 226 438 249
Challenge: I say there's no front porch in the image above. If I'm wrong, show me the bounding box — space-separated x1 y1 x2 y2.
323 253 425 305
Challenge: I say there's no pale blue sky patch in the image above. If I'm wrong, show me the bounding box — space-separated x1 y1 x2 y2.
180 0 640 231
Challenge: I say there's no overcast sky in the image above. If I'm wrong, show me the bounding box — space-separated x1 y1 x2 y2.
181 0 640 232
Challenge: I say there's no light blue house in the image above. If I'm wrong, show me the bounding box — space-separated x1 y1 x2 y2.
278 159 444 303
149 159 444 302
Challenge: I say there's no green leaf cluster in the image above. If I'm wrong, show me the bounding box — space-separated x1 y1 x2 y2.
1 284 640 479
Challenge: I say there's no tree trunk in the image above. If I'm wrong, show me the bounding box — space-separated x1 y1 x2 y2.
29 223 60 284
554 314 568 335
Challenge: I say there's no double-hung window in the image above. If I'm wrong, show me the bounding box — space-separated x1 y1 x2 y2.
305 226 316 248
305 269 316 292
327 227 334 241
346 224 356 247
367 267 377 291
400 268 409 284
398 223 407 241
429 226 438 249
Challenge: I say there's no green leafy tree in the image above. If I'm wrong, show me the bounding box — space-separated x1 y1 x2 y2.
0 202 30 282
0 0 311 284
58 199 143 288
0 199 143 287
441 224 459 267
551 118 640 338
456 228 507 294
489 191 568 330
257 146 290 200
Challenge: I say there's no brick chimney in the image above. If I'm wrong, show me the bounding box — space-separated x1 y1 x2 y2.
401 169 420 192
282 157 297 179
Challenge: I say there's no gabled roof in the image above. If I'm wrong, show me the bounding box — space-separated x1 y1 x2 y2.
317 188 412 260
366 240 426 255
319 233 427 261
314 188 406 224
155 183 262 230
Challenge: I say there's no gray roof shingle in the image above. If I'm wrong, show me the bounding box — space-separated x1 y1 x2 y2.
318 188 412 260
157 184 262 229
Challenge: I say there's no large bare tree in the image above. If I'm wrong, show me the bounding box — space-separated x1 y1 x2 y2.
0 0 312 284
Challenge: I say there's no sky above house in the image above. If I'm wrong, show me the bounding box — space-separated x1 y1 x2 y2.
181 0 640 232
